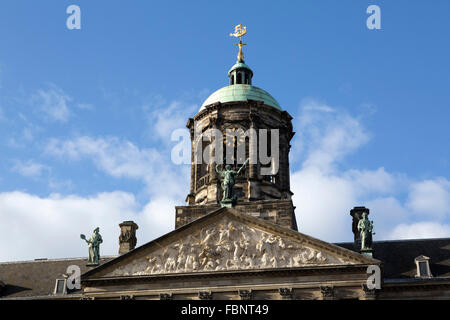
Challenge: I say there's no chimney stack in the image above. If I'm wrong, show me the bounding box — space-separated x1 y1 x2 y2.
350 206 369 249
119 221 138 255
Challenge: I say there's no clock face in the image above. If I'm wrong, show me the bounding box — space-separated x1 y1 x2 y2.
224 128 246 148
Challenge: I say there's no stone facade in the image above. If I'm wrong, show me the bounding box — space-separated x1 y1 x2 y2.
175 199 297 230
80 208 381 300
3 42 450 302
185 101 294 206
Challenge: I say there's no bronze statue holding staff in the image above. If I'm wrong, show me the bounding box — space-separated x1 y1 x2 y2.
80 227 103 266
216 158 249 205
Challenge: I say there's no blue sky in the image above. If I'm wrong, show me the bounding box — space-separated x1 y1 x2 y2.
0 1 449 261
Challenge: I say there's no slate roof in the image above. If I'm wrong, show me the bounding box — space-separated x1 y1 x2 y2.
0 256 115 299
1 230 448 298
335 238 450 279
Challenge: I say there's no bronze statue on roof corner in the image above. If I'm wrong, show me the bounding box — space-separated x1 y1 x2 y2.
216 158 249 207
80 227 103 266
358 212 375 252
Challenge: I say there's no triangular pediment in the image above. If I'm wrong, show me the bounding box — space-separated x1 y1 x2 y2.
84 208 379 279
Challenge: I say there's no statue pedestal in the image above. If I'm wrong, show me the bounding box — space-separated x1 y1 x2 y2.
86 263 99 267
220 198 235 208
360 249 373 257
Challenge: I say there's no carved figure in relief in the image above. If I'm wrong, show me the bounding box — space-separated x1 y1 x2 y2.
146 255 163 274
201 228 216 247
217 222 237 245
107 218 339 277
185 246 199 271
174 243 189 271
215 242 233 270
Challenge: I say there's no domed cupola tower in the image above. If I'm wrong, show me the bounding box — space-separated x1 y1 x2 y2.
176 25 297 230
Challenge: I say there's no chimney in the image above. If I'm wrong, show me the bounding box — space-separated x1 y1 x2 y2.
119 221 138 255
350 206 369 249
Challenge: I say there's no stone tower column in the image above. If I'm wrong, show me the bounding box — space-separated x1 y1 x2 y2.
208 116 219 182
118 221 138 255
248 112 258 181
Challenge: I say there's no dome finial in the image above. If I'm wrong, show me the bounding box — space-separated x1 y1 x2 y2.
229 24 247 62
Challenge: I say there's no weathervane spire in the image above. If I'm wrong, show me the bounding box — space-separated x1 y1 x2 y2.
229 24 247 62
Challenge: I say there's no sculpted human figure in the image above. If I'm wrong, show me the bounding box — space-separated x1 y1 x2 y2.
199 246 217 270
217 222 236 245
216 158 249 201
174 243 188 271
232 240 245 268
215 242 234 270
201 228 216 247
146 255 163 274
162 245 178 272
185 246 199 271
358 212 374 250
80 227 103 265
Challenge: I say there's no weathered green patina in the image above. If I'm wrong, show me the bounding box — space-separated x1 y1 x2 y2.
200 84 281 111
228 62 253 75
358 212 375 252
216 159 249 207
80 227 103 266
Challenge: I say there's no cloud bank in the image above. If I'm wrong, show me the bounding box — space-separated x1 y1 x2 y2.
290 99 450 242
1 96 449 262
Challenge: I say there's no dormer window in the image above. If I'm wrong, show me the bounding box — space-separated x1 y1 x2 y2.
54 278 67 295
414 255 432 278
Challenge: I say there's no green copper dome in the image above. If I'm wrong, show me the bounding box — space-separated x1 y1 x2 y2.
199 44 281 112
199 84 282 111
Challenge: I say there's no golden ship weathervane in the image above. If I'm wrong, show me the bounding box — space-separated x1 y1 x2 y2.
230 24 247 62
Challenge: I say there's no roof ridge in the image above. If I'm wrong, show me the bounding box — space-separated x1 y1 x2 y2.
0 255 118 265
334 237 450 245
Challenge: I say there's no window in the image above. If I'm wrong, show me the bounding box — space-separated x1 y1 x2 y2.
418 261 428 276
54 279 67 295
414 255 432 278
237 72 242 84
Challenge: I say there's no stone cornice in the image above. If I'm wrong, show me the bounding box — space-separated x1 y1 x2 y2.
82 264 370 287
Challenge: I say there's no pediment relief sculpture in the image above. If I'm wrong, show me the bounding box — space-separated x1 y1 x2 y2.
106 217 352 277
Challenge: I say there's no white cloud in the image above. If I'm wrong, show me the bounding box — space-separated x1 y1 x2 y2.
145 99 197 142
388 222 450 240
291 167 356 242
2 94 449 262
11 160 49 178
291 99 450 243
0 92 198 262
364 197 410 239
294 99 370 173
2 134 191 261
46 136 160 179
0 191 179 262
45 136 189 199
32 85 71 122
406 178 450 219
344 167 397 196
